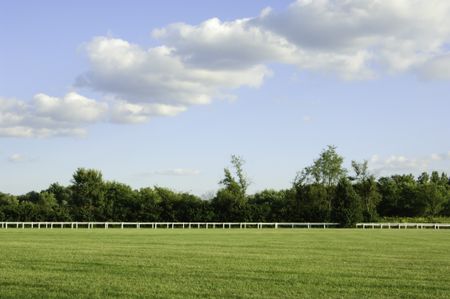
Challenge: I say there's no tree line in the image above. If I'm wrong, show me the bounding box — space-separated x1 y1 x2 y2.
1 146 449 227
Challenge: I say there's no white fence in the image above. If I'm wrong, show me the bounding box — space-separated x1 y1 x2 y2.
2 222 449 230
356 223 450 229
0 222 340 229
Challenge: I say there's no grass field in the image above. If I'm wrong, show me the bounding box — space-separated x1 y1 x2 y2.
0 229 449 298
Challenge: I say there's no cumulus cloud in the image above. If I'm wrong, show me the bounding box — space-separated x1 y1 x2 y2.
76 36 269 106
109 101 186 124
33 92 107 123
260 0 450 75
76 0 450 117
0 93 104 138
4 0 450 138
0 91 190 137
369 151 450 175
419 54 450 80
149 0 450 80
152 17 298 70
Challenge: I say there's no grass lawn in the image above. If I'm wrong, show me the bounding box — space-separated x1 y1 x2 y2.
0 229 449 298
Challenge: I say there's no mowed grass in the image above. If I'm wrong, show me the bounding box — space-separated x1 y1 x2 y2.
0 229 449 299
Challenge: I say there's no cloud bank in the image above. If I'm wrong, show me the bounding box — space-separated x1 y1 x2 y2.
369 151 450 175
3 0 450 137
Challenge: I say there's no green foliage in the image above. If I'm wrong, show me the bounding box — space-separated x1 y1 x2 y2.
248 189 289 221
351 162 380 222
293 183 331 222
211 188 251 221
219 154 249 196
137 187 162 221
105 181 138 221
70 168 106 221
331 178 363 227
212 155 251 221
1 147 449 224
296 145 347 187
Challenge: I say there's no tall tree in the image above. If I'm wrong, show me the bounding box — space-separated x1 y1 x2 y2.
331 178 363 227
220 155 250 196
70 168 105 221
294 145 347 218
296 145 347 187
212 155 251 221
105 181 137 221
351 160 381 221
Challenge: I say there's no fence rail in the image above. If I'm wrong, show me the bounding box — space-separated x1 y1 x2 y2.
356 223 450 229
2 222 449 229
0 222 340 229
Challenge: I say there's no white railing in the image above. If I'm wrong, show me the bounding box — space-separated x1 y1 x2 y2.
356 223 450 229
0 222 339 229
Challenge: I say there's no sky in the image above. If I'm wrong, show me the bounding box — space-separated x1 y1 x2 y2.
1 0 450 196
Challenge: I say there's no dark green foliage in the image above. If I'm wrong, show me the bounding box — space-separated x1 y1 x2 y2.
105 181 138 221
1 149 450 224
292 183 332 222
353 177 381 222
211 188 251 221
331 178 363 227
248 189 289 221
70 168 106 221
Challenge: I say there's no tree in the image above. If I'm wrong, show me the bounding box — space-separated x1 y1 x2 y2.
351 160 369 181
46 183 72 221
35 192 58 221
292 183 331 222
418 184 447 217
70 168 105 221
296 145 347 187
331 178 363 227
155 187 180 221
351 160 381 221
0 193 19 221
248 190 289 222
212 155 251 221
105 181 138 221
415 173 449 218
211 188 251 221
220 155 250 196
137 188 162 221
294 146 347 217
174 193 206 222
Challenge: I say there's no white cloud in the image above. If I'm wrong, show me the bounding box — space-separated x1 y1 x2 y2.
369 151 450 175
148 0 450 79
0 94 100 138
8 153 25 163
33 92 107 123
110 101 186 124
152 17 298 70
4 1 450 138
419 54 450 80
155 169 201 176
0 91 190 137
255 0 450 74
76 36 269 107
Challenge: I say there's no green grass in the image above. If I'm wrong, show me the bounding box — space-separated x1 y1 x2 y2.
0 229 449 298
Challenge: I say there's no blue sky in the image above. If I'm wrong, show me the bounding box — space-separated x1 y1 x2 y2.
1 0 450 196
